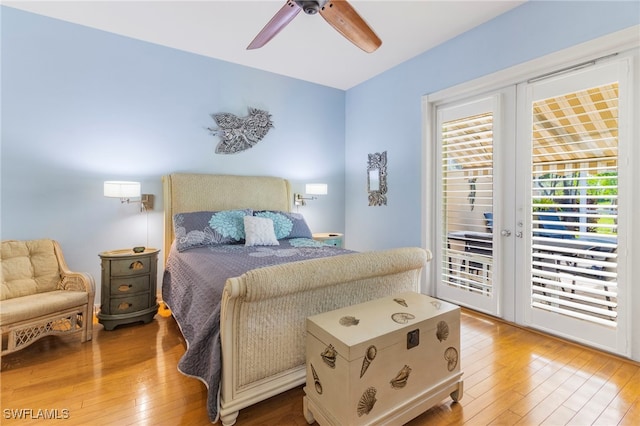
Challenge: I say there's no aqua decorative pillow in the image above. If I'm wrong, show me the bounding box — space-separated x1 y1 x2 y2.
253 211 313 240
173 210 252 251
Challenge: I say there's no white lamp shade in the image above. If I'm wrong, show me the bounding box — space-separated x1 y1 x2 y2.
104 181 141 198
306 183 328 195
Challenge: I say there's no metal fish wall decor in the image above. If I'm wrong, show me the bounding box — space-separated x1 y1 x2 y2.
208 107 273 154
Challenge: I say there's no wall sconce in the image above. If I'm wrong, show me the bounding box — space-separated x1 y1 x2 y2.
294 183 328 206
104 181 154 212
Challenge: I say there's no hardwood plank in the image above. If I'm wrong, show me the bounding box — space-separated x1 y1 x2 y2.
593 368 640 425
561 357 621 414
568 361 636 425
1 309 638 426
488 409 523 425
540 405 578 425
510 365 580 424
509 346 591 419
619 397 640 426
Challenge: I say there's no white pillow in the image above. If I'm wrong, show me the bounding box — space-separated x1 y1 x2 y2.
244 216 279 246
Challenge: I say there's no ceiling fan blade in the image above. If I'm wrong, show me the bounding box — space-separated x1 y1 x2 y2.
247 0 302 50
319 0 381 53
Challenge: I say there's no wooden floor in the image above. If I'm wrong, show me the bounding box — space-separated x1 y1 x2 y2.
1 307 639 426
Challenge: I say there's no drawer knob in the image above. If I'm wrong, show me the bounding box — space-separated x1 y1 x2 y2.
118 284 133 292
129 261 144 270
117 302 132 311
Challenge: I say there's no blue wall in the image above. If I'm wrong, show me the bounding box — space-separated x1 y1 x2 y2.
1 6 346 301
2 2 639 305
344 0 640 251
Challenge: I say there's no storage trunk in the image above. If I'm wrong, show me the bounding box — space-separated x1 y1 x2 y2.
303 292 463 425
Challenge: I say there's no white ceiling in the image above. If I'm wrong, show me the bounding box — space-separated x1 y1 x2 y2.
5 0 526 90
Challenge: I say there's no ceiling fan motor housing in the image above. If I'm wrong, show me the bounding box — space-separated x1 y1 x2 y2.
296 0 327 15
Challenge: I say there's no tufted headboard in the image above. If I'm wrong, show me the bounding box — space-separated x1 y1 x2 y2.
162 173 292 263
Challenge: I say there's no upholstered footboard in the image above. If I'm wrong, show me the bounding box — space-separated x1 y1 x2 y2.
218 247 431 426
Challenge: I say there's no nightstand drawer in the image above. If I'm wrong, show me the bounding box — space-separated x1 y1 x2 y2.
313 233 344 248
110 276 150 296
110 294 150 315
110 257 152 276
322 238 342 247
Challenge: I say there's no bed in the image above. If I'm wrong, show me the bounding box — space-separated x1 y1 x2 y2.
161 173 431 425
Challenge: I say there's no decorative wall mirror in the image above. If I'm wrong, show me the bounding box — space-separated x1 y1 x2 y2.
367 151 387 206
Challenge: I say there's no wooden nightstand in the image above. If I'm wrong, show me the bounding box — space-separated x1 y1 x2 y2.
313 233 344 248
97 248 159 331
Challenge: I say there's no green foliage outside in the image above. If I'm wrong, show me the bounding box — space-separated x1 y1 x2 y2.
532 171 617 235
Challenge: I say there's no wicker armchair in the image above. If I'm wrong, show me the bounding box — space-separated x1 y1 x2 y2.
1 239 95 355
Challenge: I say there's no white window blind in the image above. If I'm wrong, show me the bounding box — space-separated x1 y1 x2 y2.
441 112 494 295
530 83 618 326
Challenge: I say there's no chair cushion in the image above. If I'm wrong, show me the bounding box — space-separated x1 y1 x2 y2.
1 239 61 300
0 290 88 325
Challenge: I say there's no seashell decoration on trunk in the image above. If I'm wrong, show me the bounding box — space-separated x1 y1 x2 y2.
310 363 323 394
436 320 449 342
391 312 416 324
360 345 377 378
393 297 408 307
444 347 459 372
321 344 337 368
390 365 412 389
339 315 360 327
357 386 378 417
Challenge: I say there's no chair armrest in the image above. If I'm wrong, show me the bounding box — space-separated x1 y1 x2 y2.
59 271 96 295
51 240 96 296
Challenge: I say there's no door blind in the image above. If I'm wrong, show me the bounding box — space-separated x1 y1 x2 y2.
441 112 494 295
530 83 619 326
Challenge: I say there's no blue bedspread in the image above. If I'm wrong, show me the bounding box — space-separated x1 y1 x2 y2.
161 238 352 422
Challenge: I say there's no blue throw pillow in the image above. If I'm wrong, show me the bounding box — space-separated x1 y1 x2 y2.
173 209 252 251
253 211 313 240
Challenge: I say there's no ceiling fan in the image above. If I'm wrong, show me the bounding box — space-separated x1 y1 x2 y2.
247 0 382 53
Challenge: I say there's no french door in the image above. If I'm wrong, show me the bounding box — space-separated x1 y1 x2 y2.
434 89 514 317
432 53 634 356
516 58 630 354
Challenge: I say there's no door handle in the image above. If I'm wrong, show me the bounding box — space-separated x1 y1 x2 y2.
501 229 512 237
